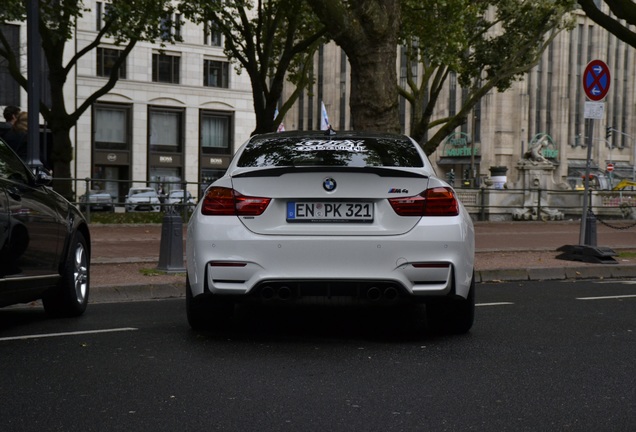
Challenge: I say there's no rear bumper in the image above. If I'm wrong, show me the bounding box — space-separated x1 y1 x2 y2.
186 215 474 302
126 203 161 212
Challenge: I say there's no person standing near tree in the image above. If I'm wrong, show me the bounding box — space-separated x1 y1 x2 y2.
1 110 28 161
0 105 21 140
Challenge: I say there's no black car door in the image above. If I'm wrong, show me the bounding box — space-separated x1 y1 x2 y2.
0 141 63 279
0 186 10 277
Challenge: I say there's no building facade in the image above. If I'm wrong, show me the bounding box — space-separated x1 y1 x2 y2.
1 4 634 203
282 7 636 189
1 1 255 202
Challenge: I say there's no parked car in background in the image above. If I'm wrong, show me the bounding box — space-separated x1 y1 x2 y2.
79 190 114 212
0 137 91 316
186 130 475 334
125 187 161 212
166 189 196 211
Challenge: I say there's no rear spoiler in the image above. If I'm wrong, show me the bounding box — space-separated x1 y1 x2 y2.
232 166 429 179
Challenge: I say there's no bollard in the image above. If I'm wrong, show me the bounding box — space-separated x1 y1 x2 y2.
583 210 597 247
157 206 185 273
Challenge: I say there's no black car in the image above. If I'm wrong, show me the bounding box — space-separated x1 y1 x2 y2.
0 138 91 316
79 190 115 213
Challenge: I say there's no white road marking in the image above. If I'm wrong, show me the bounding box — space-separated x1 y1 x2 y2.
476 302 514 307
595 280 636 285
0 327 138 342
577 294 636 301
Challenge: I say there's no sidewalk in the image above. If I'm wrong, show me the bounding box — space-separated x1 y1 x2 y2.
89 220 636 303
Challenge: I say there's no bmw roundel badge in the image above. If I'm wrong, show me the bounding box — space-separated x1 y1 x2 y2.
323 177 337 192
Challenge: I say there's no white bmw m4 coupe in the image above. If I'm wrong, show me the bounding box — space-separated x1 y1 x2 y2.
186 130 475 334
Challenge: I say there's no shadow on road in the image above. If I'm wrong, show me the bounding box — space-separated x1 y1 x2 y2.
188 303 472 343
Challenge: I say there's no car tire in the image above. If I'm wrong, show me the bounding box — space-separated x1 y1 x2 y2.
43 231 90 317
186 276 234 330
425 272 475 335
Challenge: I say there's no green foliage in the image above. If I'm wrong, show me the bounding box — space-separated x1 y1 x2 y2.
178 0 328 134
88 212 169 225
398 0 577 153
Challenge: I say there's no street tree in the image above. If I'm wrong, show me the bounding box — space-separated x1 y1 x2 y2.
400 0 576 155
578 0 636 47
179 0 328 135
305 0 402 133
0 0 179 199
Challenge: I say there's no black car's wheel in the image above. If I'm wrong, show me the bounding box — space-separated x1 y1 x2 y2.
43 231 90 317
426 272 475 335
186 276 234 330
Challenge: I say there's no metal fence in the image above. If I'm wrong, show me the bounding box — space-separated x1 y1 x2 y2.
63 177 636 224
455 186 636 222
67 177 202 223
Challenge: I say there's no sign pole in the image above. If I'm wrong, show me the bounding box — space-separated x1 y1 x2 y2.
579 121 594 245
557 59 617 264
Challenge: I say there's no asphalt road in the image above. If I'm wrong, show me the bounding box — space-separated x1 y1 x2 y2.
1 280 635 432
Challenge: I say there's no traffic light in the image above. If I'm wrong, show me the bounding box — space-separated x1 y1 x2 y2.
606 126 613 139
447 169 455 185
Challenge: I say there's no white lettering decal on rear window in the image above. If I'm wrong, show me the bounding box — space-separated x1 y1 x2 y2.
296 140 367 152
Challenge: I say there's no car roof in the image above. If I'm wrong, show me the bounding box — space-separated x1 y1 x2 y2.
252 130 412 141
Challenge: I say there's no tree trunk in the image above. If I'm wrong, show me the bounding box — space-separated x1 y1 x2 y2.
50 126 74 200
346 41 400 133
306 0 402 133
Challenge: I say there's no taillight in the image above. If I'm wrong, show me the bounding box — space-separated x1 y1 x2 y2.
201 187 271 216
389 187 459 216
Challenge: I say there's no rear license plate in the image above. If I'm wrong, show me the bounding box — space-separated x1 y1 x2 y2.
287 202 373 223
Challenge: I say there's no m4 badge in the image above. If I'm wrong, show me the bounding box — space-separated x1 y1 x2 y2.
388 188 409 194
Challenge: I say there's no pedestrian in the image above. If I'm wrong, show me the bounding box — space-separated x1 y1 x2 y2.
157 184 166 203
0 105 21 141
2 110 28 161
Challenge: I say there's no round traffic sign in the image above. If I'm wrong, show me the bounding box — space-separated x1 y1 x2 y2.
607 163 614 172
583 60 611 101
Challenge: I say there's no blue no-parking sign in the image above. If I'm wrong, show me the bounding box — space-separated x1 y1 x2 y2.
583 60 611 101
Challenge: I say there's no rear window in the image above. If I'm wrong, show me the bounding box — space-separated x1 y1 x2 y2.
237 136 424 168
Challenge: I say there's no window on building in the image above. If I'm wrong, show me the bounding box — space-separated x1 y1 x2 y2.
204 21 222 46
159 13 182 41
96 1 112 31
308 75 315 130
203 60 229 88
0 24 20 107
94 104 130 151
97 47 126 79
175 14 182 40
201 112 231 155
149 107 183 153
339 49 347 130
399 45 408 133
152 53 180 84
449 72 457 117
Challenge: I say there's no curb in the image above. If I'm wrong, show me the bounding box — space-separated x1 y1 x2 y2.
90 282 185 304
477 264 636 283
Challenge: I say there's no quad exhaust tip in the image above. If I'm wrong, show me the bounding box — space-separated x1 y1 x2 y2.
260 285 293 301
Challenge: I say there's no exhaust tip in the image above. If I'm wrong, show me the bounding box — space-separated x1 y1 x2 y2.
278 286 292 301
261 286 274 300
383 287 398 300
367 287 381 301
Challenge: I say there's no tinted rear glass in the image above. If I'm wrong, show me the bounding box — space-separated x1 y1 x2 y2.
237 136 424 168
